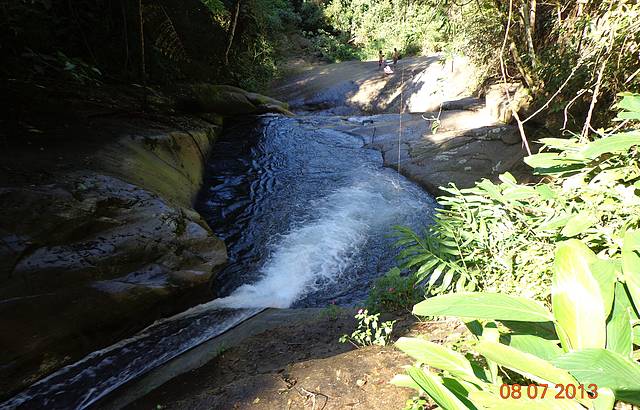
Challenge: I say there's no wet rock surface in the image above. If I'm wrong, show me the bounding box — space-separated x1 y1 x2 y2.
272 54 535 196
0 122 227 397
0 80 288 397
318 111 531 197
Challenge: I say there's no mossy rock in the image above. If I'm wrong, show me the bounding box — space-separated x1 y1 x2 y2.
187 84 257 115
178 83 292 116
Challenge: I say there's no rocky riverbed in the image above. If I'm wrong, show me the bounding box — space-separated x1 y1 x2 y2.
0 82 288 398
1 54 535 406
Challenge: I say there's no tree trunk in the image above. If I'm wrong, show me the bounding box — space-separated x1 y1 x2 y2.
522 0 537 68
509 41 535 88
139 0 147 110
139 0 145 83
224 0 241 66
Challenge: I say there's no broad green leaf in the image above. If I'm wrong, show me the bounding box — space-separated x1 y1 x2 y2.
539 137 582 151
524 153 585 169
606 282 633 357
633 325 640 346
581 133 640 159
535 184 557 200
406 366 470 410
465 320 483 338
561 212 599 237
617 93 640 114
552 240 607 350
617 111 640 121
592 387 615 410
501 320 559 341
589 259 619 317
498 172 517 184
482 323 500 383
622 231 640 312
502 185 539 202
552 348 640 405
395 337 483 384
441 377 480 408
506 334 563 361
413 293 553 322
477 179 505 202
389 373 421 391
475 341 578 386
468 390 585 409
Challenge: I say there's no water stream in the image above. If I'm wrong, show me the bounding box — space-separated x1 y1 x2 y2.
3 114 436 409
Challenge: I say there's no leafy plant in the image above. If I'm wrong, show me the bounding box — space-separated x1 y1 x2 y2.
366 268 423 313
393 236 640 409
340 309 395 348
396 94 640 301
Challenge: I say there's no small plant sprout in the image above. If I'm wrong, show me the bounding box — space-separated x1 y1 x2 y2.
339 309 395 348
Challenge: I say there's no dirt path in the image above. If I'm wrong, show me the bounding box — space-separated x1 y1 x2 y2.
125 309 463 410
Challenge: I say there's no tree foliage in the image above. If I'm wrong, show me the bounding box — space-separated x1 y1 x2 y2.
396 94 640 301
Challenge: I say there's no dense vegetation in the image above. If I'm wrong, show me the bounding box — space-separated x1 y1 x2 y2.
3 0 637 118
386 96 640 408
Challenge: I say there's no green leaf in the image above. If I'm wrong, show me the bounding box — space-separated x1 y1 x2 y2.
591 387 615 410
502 185 539 202
535 184 557 200
482 322 500 383
606 282 633 357
412 292 553 322
622 230 640 312
506 334 563 361
552 240 607 350
561 212 599 237
475 341 578 386
589 259 619 317
617 111 640 121
524 153 585 168
441 377 480 408
617 93 640 114
537 213 572 232
552 348 640 405
580 133 640 159
501 320 559 341
498 172 517 184
406 366 471 410
389 374 421 391
465 320 483 338
395 337 483 384
539 137 582 151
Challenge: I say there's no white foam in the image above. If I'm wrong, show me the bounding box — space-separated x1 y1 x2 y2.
212 167 427 308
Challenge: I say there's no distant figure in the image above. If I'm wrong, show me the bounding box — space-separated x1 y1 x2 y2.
393 48 399 65
384 65 394 75
378 50 384 69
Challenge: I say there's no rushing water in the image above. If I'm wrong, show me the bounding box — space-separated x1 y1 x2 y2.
3 114 436 409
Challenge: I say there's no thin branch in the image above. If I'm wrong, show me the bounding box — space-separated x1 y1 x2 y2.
498 0 532 156
522 62 581 124
562 89 588 130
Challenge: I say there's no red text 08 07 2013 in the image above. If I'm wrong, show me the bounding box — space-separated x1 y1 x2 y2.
499 383 599 400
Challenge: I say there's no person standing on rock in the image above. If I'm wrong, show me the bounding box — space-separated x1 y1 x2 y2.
393 48 399 65
378 50 384 69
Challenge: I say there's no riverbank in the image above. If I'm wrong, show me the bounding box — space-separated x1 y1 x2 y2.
0 80 288 398
121 308 464 410
272 55 536 196
101 55 531 409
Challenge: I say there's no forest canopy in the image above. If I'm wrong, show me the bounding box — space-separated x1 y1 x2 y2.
2 0 638 125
